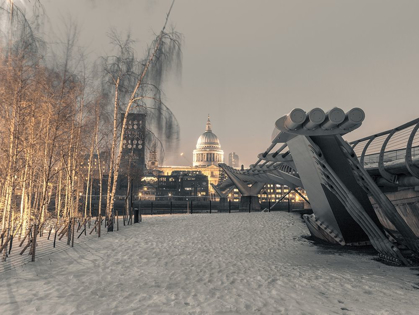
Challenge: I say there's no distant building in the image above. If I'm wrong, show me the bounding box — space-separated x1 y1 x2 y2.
156 171 209 200
138 174 159 200
120 113 146 172
80 152 109 195
193 115 224 167
147 142 159 170
118 113 147 193
224 184 308 204
228 188 241 202
228 152 240 168
157 165 220 198
156 116 225 199
257 184 307 203
80 152 108 175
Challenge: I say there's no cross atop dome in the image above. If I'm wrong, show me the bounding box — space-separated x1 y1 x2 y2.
206 114 212 132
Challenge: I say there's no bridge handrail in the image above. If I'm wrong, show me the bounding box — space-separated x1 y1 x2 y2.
247 113 419 183
349 118 419 146
349 118 419 179
362 145 419 165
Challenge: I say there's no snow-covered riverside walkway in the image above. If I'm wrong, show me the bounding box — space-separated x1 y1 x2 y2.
1 212 418 314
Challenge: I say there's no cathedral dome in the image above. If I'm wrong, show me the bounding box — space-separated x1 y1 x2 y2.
193 115 224 167
196 116 221 149
196 131 221 149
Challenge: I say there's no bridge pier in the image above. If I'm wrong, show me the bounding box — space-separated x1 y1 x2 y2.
218 197 229 211
218 164 265 212
211 184 233 212
240 196 260 211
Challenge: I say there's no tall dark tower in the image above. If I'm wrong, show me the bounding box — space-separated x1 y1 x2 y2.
119 113 147 191
147 141 159 169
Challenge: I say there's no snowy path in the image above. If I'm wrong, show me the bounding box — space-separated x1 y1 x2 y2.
1 212 418 314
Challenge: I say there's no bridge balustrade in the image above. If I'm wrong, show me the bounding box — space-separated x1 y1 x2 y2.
350 119 419 178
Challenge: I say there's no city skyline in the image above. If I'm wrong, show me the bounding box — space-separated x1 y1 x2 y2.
2 1 419 313
42 0 419 167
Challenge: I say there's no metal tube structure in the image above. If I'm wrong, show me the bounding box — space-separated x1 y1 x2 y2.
252 159 262 167
303 108 326 130
262 143 276 157
321 107 346 130
284 108 306 130
272 144 288 158
339 108 365 130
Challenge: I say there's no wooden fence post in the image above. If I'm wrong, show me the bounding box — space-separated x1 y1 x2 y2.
31 225 38 262
116 210 119 231
53 228 58 248
98 215 101 238
67 219 72 245
71 218 75 247
8 235 13 255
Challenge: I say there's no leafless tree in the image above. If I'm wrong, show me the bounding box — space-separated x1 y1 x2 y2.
101 0 182 230
0 0 183 259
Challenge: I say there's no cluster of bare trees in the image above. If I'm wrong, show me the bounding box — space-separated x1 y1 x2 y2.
0 0 181 259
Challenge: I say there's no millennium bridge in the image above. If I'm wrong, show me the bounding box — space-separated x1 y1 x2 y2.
213 108 419 265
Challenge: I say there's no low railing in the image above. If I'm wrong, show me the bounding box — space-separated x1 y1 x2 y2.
362 146 419 166
350 118 419 169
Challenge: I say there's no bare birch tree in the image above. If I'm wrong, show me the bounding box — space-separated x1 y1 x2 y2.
102 0 181 230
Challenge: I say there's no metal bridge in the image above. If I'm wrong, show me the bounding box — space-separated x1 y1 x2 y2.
214 108 419 265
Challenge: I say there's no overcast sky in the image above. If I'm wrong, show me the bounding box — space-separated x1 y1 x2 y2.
42 0 419 167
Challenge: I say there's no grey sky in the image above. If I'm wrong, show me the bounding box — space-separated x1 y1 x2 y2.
42 0 419 167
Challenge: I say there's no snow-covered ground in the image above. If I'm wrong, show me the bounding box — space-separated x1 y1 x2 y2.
1 212 418 314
